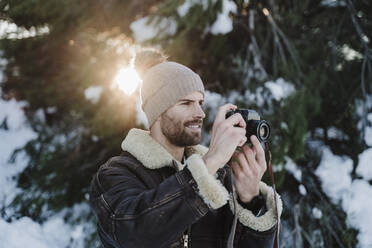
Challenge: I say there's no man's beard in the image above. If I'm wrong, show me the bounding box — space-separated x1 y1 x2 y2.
160 113 202 147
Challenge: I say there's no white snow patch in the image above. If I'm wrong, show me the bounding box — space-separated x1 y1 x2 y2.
84 86 103 104
299 184 307 196
177 0 212 17
91 135 99 142
0 96 37 207
0 217 69 248
356 148 372 181
342 180 372 248
0 20 49 40
320 0 346 7
265 78 295 101
210 0 237 35
312 207 322 219
0 70 87 248
365 126 372 146
341 45 363 61
284 157 302 182
177 1 192 17
204 90 226 120
315 147 353 203
46 106 57 114
316 146 372 247
130 16 177 43
327 126 349 140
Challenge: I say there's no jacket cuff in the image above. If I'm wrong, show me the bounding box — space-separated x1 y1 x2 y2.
229 181 283 232
185 154 229 209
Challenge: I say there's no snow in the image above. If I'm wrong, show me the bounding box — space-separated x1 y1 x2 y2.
130 16 177 43
0 20 49 40
46 106 57 114
264 78 296 101
177 0 237 35
0 95 37 207
177 1 192 17
316 146 372 247
84 86 103 104
312 207 322 219
0 217 71 248
177 0 213 17
327 126 349 140
321 0 346 7
298 184 307 196
284 156 302 182
340 45 363 61
356 148 372 181
365 113 372 146
0 72 87 247
315 147 353 203
210 0 237 35
342 180 372 248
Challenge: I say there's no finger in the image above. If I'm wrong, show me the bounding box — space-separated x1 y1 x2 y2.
225 113 246 129
237 135 247 147
250 143 267 173
236 151 255 177
214 103 237 124
231 161 243 179
250 135 265 165
242 144 259 175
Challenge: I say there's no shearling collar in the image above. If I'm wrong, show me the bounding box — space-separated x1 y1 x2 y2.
121 128 208 170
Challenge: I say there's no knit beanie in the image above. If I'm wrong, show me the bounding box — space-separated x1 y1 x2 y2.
135 50 205 127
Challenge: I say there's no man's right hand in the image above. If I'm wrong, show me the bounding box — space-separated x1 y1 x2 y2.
203 103 247 175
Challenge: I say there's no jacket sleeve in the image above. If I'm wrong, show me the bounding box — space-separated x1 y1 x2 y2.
221 166 283 248
89 154 229 248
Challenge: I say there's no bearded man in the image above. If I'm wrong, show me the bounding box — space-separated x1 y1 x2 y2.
89 50 282 248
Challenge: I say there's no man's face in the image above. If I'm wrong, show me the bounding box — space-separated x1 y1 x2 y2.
160 91 205 147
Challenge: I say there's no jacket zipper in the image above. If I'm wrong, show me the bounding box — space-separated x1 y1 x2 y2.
183 233 188 248
183 226 191 248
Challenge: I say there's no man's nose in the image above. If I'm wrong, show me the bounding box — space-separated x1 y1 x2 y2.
194 104 206 119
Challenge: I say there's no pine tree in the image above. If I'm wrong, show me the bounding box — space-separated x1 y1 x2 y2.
1 0 371 246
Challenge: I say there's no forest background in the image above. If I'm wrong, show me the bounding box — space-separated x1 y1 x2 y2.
0 0 371 247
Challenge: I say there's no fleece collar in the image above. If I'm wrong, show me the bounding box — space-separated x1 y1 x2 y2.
121 128 208 170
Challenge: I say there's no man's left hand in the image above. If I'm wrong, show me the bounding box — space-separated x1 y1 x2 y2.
230 135 267 203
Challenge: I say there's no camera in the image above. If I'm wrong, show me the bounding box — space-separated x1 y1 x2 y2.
225 109 270 143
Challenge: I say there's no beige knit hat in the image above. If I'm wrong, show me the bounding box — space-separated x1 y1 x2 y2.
135 50 205 127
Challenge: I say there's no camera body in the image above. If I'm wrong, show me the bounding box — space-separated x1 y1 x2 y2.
225 109 270 143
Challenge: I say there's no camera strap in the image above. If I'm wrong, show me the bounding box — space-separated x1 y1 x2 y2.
266 142 280 248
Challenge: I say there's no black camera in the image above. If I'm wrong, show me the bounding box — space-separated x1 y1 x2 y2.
226 109 270 143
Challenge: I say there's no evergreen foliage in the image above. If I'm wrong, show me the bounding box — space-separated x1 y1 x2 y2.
1 0 371 246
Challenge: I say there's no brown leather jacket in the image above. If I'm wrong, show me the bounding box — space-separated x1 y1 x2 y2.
89 128 282 248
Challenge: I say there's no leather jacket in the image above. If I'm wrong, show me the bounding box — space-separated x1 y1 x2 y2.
89 128 282 248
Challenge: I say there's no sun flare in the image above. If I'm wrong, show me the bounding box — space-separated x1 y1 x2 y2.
113 67 142 95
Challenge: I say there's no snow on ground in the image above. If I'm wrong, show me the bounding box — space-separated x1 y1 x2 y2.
0 79 87 247
316 146 372 248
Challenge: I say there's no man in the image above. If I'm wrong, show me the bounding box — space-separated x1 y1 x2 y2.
90 51 282 248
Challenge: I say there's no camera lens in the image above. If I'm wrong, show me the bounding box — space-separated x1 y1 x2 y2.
258 122 270 141
256 120 270 142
